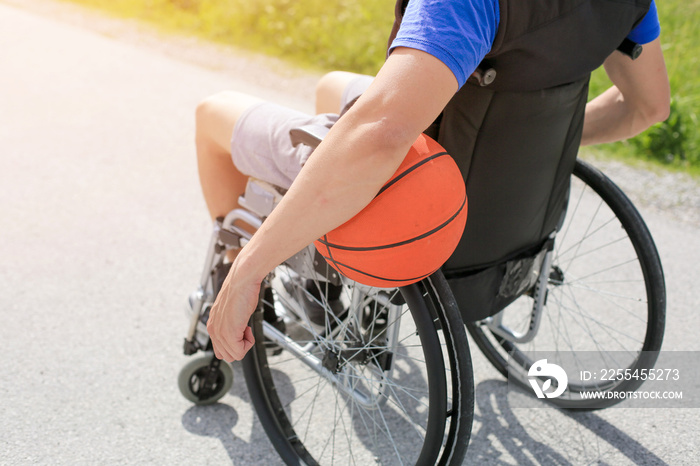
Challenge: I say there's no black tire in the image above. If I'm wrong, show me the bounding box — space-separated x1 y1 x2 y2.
178 354 234 405
468 159 666 409
242 268 474 465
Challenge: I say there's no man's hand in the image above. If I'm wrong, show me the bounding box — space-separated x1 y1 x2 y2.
206 257 262 362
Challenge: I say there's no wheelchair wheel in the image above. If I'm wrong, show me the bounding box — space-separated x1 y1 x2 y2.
242 268 474 465
178 354 234 405
468 159 666 409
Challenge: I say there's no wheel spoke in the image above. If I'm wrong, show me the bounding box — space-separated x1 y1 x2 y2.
467 159 664 409
243 272 471 464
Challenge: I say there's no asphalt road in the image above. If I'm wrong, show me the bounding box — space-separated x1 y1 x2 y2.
1 1 698 465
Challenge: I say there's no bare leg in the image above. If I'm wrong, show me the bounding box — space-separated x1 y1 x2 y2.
196 91 264 218
315 71 365 114
196 91 264 259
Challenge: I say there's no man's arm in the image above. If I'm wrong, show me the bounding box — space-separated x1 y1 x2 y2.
581 38 670 146
206 47 459 362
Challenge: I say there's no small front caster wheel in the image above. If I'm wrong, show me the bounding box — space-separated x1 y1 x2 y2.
178 354 233 405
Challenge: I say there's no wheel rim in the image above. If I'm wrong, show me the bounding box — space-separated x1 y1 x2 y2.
189 366 226 399
178 355 234 405
469 160 665 407
245 267 457 465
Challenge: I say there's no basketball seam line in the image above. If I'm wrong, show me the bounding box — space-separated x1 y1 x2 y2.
375 151 449 198
316 193 467 252
316 254 437 283
322 233 342 271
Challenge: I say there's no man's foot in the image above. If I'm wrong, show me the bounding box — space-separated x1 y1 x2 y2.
284 279 347 334
262 315 286 356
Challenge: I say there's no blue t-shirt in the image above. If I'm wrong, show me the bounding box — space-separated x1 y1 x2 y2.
390 0 661 88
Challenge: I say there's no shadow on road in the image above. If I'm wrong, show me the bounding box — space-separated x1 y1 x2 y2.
181 404 240 456
179 367 669 464
180 363 284 465
468 379 669 465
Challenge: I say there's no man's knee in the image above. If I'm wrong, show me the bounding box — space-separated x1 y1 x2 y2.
315 71 362 114
196 91 264 151
196 91 237 128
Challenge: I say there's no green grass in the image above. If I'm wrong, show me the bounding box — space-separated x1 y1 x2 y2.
62 0 698 173
60 0 395 74
588 0 700 171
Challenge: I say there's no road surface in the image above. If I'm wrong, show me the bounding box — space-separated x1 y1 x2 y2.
1 1 698 464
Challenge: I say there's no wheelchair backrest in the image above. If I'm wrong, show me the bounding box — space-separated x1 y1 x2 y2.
436 78 589 321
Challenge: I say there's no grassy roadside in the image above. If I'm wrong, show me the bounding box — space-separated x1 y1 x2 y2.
58 0 395 74
59 0 698 175
587 0 699 175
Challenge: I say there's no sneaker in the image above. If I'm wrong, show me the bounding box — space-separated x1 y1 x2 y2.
303 287 346 328
361 303 389 340
184 261 232 343
185 289 202 317
284 279 347 333
185 289 211 349
260 286 286 356
212 262 232 295
263 315 286 356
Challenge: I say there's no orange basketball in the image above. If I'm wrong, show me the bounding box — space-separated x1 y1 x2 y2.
314 133 467 287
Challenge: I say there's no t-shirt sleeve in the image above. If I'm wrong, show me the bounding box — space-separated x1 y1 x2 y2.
627 0 661 44
389 0 500 89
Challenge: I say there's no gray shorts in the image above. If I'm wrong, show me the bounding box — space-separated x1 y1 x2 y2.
231 75 373 190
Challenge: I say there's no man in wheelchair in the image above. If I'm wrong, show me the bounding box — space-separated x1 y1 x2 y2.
194 0 670 363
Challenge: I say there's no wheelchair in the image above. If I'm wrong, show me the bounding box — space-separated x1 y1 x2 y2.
178 126 666 464
464 157 666 410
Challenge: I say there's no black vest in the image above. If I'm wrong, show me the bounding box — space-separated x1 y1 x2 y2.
389 0 650 319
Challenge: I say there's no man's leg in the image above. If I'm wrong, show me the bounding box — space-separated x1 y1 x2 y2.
196 91 265 261
195 91 264 221
315 71 366 114
195 76 369 248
